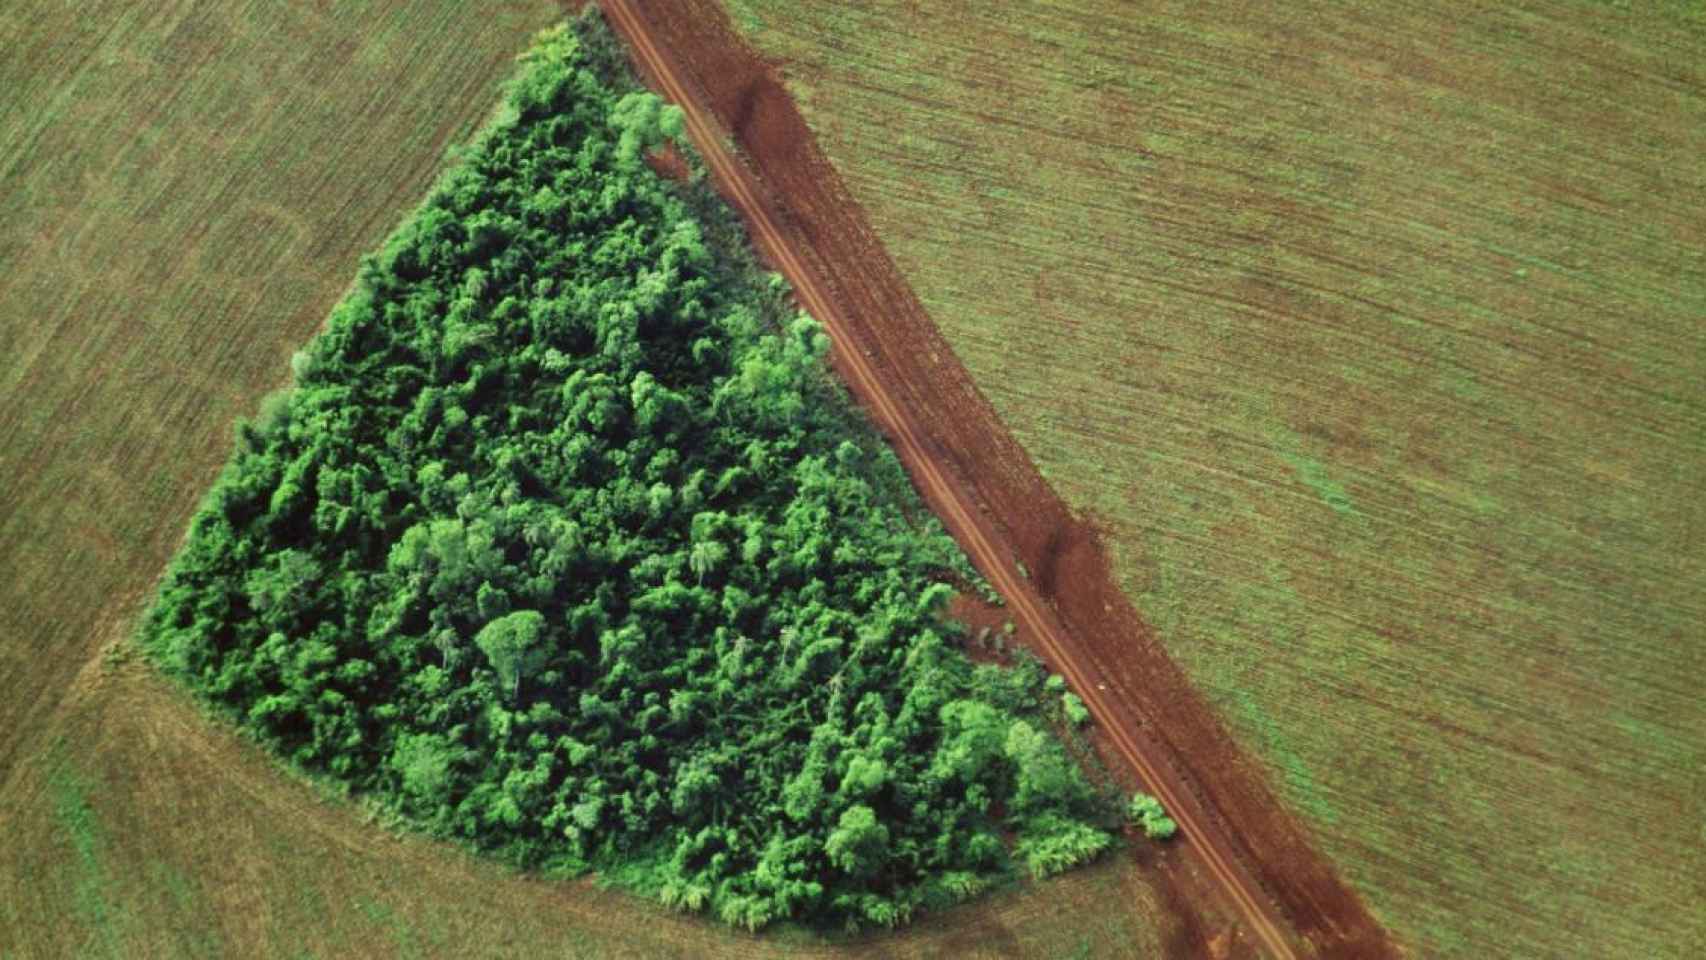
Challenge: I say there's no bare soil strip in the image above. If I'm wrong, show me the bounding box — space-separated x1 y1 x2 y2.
599 2 1399 957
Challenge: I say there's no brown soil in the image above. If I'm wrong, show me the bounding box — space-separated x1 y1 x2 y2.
599 2 1401 958
644 142 692 181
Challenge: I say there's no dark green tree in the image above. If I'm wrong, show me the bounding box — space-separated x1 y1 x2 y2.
474 610 547 702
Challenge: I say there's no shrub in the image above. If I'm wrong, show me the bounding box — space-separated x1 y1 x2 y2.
1129 792 1179 840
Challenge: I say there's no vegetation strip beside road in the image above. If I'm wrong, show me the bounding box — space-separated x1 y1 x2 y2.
602 2 1322 956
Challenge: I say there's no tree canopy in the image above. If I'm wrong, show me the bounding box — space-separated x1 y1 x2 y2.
140 14 1116 931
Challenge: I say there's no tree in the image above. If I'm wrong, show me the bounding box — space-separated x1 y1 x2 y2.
244 549 320 622
825 804 889 878
1128 792 1178 840
475 610 547 702
1015 813 1111 878
1061 691 1090 727
432 628 461 670
393 732 458 808
688 539 728 585
608 91 684 168
932 699 1006 785
1005 719 1080 815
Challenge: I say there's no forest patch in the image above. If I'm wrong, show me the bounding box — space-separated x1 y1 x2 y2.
140 16 1119 932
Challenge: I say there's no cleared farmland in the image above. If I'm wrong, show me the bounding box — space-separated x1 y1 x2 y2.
0 2 1180 956
727 1 1706 957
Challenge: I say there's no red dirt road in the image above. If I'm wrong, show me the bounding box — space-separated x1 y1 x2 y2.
599 3 1398 957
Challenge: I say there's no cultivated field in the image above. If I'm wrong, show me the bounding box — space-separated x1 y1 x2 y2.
727 1 1706 956
0 3 1180 956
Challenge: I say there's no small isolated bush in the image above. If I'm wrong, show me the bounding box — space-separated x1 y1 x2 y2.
1129 792 1178 840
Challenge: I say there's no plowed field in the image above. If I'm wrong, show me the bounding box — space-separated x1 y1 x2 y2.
722 1 1706 957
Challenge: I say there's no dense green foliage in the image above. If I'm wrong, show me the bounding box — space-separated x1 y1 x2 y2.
1128 794 1177 841
141 18 1112 931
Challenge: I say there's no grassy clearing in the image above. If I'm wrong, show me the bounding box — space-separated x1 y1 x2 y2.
729 1 1706 956
0 1 1177 955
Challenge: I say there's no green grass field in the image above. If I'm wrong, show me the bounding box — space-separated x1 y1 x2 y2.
0 3 1177 956
729 1 1706 956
